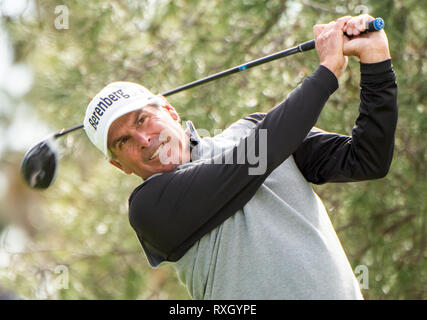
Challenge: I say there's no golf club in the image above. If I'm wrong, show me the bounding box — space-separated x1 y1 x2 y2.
21 18 385 189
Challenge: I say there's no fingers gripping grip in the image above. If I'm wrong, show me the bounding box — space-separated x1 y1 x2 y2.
345 17 385 37
298 17 385 52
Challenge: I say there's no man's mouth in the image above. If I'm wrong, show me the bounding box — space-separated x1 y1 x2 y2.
149 144 163 161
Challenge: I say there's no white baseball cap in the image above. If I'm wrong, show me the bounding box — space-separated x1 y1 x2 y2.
84 81 160 159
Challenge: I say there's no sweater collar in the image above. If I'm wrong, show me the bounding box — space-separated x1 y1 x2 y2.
184 120 201 161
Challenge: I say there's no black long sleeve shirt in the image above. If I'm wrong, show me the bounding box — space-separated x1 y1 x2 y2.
128 60 398 265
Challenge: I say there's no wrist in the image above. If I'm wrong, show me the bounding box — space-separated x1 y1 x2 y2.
359 50 391 63
321 60 344 79
359 42 391 63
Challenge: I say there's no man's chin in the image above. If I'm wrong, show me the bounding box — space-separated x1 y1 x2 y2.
161 163 180 172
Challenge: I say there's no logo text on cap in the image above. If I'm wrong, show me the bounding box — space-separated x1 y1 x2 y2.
89 89 130 130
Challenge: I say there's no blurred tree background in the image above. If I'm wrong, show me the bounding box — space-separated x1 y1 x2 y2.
0 0 425 299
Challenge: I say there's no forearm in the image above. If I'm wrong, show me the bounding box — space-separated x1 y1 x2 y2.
354 59 397 176
293 59 398 184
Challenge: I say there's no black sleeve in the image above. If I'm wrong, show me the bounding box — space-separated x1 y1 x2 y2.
128 65 339 264
293 59 398 184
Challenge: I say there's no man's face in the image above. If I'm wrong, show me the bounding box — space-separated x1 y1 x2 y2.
107 104 190 179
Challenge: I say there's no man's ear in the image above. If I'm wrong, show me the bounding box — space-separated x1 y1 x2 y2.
109 159 133 175
162 104 180 122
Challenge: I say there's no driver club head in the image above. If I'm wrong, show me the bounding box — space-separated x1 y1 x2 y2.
21 137 58 189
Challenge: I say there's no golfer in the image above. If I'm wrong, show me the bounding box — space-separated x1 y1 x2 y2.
83 15 397 299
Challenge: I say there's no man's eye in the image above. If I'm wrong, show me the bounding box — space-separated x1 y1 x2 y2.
119 137 129 149
138 116 146 125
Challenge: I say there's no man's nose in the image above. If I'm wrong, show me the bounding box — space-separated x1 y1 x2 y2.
134 131 151 148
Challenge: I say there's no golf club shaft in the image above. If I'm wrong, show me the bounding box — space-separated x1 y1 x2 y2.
54 18 384 138
53 43 310 138
161 41 314 97
162 18 384 96
54 123 85 138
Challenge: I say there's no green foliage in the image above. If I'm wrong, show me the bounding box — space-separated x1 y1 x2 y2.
0 0 425 299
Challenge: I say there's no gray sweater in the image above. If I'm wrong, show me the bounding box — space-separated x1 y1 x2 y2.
173 119 363 299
